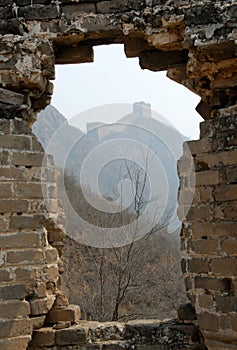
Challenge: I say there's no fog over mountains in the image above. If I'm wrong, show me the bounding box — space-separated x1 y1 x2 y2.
33 103 187 236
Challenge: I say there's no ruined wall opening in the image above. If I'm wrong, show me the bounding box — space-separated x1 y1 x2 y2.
33 43 202 322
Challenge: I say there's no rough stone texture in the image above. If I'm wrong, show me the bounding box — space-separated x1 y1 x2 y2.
28 317 206 350
0 1 237 349
178 111 237 349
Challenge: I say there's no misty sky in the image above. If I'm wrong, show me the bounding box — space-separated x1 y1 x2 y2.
52 44 203 139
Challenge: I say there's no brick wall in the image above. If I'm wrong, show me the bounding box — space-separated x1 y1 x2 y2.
0 1 237 349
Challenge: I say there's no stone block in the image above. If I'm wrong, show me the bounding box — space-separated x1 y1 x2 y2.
186 204 213 221
187 258 209 273
124 37 150 58
30 315 46 330
0 119 11 134
231 315 237 332
191 239 218 255
55 44 93 65
0 269 10 283
14 266 37 282
0 135 31 150
197 312 219 332
225 167 237 184
30 327 55 347
0 199 29 213
0 182 12 197
30 295 55 316
221 239 237 254
43 265 59 282
0 300 30 319
62 3 96 17
199 295 213 309
11 152 44 167
0 87 24 106
45 247 58 263
15 183 43 199
48 304 81 324
0 319 32 338
216 296 237 313
10 214 46 229
139 49 188 71
0 216 8 231
0 283 26 300
0 231 43 249
195 150 237 170
0 335 31 350
214 184 237 201
195 170 219 186
186 139 212 155
194 277 231 293
211 258 237 275
19 4 59 20
6 248 44 265
191 222 236 239
55 325 87 345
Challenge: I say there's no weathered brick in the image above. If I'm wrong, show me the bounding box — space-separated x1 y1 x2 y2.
0 231 45 249
10 214 45 229
19 4 59 20
0 182 12 197
197 312 219 331
211 258 237 275
216 296 237 313
191 239 218 255
31 327 55 347
0 150 9 165
6 248 45 264
195 150 237 170
186 204 213 221
231 315 237 331
199 295 213 309
199 186 213 202
225 167 237 183
0 135 31 150
191 222 236 239
187 258 209 273
195 170 219 186
221 239 237 254
15 183 43 199
0 119 10 134
14 267 37 282
186 139 212 155
63 3 96 17
0 199 28 213
48 304 81 324
11 152 44 167
0 269 10 282
45 247 58 263
11 119 31 135
0 215 8 231
30 295 55 316
55 326 86 345
0 335 31 350
43 265 59 281
214 184 237 201
194 277 231 292
0 319 32 338
0 283 26 300
0 300 30 319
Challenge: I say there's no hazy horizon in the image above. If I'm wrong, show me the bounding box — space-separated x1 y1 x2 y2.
52 44 203 139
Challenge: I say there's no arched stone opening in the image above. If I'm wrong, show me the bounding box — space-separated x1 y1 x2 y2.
0 1 237 349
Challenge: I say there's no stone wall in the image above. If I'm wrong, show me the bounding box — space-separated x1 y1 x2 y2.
0 1 237 349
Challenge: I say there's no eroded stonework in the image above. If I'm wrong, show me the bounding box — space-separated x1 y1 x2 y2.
0 1 237 349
